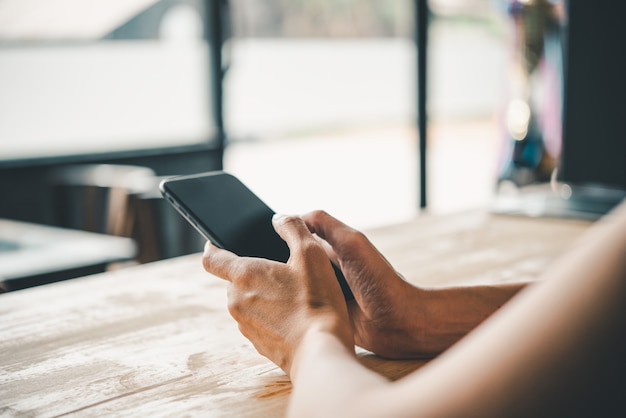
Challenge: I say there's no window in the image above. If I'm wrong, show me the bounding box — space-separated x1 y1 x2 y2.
0 0 217 162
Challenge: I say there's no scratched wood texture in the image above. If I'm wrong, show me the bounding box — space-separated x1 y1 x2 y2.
0 212 591 417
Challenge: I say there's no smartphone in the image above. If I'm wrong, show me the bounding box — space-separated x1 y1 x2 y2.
159 171 354 300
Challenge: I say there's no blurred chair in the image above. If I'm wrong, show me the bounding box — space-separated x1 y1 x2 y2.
51 164 156 236
50 164 203 264
124 176 204 263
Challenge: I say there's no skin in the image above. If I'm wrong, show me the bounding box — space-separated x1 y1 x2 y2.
202 203 626 417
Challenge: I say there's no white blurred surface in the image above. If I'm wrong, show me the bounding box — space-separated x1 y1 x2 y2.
225 119 500 231
0 41 213 160
0 0 158 40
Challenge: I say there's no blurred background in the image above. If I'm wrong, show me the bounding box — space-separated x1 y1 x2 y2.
0 0 512 226
223 0 508 228
1 0 624 290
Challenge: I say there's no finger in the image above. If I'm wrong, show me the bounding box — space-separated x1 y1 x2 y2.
202 240 242 282
302 210 355 248
312 234 339 265
272 214 318 257
273 214 333 272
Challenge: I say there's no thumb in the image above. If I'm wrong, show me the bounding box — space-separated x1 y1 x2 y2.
272 214 318 262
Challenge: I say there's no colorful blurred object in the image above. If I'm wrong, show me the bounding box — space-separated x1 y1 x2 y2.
497 0 564 187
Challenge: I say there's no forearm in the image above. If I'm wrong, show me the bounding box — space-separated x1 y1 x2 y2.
288 328 389 418
403 282 529 356
286 284 530 418
284 283 531 418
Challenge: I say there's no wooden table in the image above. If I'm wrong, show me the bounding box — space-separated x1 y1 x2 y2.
0 212 591 417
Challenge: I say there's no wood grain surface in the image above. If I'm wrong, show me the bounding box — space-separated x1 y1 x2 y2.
0 212 591 417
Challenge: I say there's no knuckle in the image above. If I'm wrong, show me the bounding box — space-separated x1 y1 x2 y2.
309 209 328 224
227 291 244 319
348 229 368 243
229 259 268 289
341 230 369 256
280 214 303 227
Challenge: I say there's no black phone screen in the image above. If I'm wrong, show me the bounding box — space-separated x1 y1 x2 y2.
161 172 289 262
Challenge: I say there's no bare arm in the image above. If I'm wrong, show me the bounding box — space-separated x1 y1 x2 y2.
413 282 528 355
285 284 530 417
289 203 626 417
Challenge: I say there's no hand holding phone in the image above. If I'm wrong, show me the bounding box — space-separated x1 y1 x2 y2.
159 171 354 300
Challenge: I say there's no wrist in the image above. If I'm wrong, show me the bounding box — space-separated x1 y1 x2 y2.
417 284 526 355
370 284 476 358
290 318 355 380
360 281 429 359
388 284 432 357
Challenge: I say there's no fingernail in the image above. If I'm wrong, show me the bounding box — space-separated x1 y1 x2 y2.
272 213 286 223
